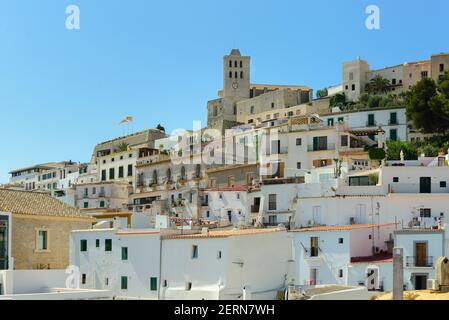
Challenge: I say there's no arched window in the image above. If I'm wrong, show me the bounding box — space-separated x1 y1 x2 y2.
240 61 243 68
229 71 232 78
240 71 244 79
234 61 238 68
229 60 232 68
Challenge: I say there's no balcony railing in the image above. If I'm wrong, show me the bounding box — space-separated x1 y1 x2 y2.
406 256 433 268
388 183 449 194
307 143 336 152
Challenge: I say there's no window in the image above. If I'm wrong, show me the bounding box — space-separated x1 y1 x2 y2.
229 71 232 78
83 202 89 209
393 177 399 183
341 135 348 147
217 251 222 259
271 102 275 109
229 60 232 68
92 187 96 195
101 170 106 181
127 164 133 177
37 230 48 251
338 269 343 278
240 61 243 68
420 208 431 218
192 245 199 259
118 166 124 178
80 239 87 252
150 277 158 291
250 106 254 114
82 274 87 285
351 84 355 91
296 162 301 169
84 188 88 197
339 238 344 244
234 61 237 68
122 247 128 260
105 278 109 286
235 72 238 78
421 71 428 78
111 158 115 162
349 72 354 81
327 118 334 126
312 136 328 151
105 239 112 251
213 105 218 117
268 194 277 211
310 237 319 257
186 282 192 291
109 168 115 180
233 105 237 115
240 71 244 79
296 138 302 146
121 276 128 290
390 112 397 125
392 78 396 85
440 64 445 73
389 129 398 141
440 181 447 188
96 239 100 248
162 280 167 287
367 114 375 126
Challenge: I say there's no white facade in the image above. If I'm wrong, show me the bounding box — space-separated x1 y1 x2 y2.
290 224 396 291
201 189 251 226
320 107 407 142
161 229 291 300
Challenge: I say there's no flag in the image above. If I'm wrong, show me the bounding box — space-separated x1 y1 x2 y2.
119 116 133 125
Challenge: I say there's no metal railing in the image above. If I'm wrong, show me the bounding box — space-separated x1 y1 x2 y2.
388 183 449 194
406 256 433 267
307 143 336 152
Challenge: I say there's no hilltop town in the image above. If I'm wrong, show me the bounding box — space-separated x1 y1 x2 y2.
1 49 449 300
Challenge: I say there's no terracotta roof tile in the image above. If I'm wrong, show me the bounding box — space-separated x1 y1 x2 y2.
161 227 284 240
0 189 93 220
289 223 398 233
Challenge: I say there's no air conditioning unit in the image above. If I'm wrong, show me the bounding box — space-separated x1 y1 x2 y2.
427 279 439 290
349 217 356 225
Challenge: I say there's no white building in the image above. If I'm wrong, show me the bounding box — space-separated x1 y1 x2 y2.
394 226 449 290
70 227 292 300
319 107 407 142
289 223 397 291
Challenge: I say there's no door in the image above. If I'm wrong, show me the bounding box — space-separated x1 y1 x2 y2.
420 177 431 193
312 206 322 225
227 210 232 223
310 268 318 285
415 242 427 267
310 237 319 257
414 275 428 290
356 204 367 224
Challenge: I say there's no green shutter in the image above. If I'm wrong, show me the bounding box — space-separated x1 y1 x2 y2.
80 240 87 252
122 247 128 260
313 137 318 151
121 276 128 290
390 112 397 124
150 277 158 291
338 117 344 123
327 118 334 126
105 239 112 251
368 114 375 126
96 239 100 247
390 129 398 141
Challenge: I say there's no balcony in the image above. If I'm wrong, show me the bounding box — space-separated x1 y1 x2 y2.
268 146 288 155
388 183 449 194
307 143 336 152
366 121 377 127
406 256 434 268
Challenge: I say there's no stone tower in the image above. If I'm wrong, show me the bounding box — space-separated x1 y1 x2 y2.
223 49 250 99
207 49 251 133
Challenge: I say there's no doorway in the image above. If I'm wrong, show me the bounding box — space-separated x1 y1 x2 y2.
420 177 431 193
415 242 428 267
413 274 428 290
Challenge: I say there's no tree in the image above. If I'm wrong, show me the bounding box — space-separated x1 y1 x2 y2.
405 73 449 133
330 93 346 107
386 140 418 160
118 142 129 152
365 75 391 95
316 88 328 99
367 95 382 108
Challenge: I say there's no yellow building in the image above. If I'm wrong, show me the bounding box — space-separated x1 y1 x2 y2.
0 189 94 270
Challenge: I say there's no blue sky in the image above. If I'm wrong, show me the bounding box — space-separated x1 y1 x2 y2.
0 0 447 182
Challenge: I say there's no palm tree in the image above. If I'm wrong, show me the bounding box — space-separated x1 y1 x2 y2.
365 75 391 95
